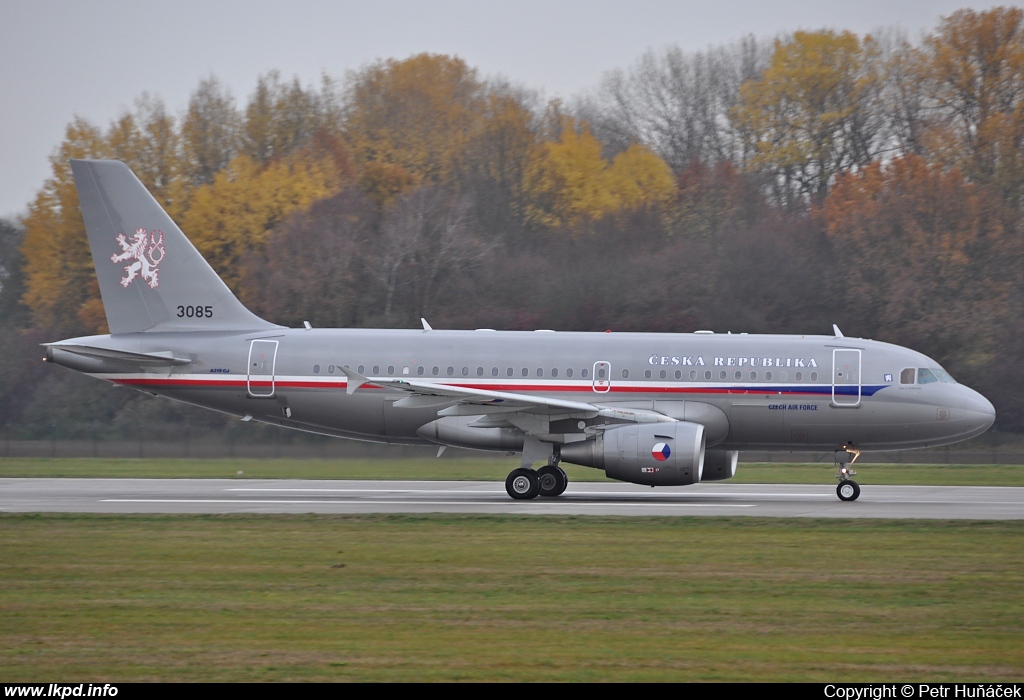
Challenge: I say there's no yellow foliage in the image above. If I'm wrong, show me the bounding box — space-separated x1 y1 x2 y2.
526 119 675 228
180 152 342 288
733 30 879 202
918 7 1024 202
344 53 486 184
21 118 111 332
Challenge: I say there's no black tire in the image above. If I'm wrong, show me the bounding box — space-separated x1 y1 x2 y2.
506 468 540 500
837 479 861 502
537 465 568 498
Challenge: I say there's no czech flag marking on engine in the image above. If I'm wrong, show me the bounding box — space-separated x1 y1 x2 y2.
652 442 671 461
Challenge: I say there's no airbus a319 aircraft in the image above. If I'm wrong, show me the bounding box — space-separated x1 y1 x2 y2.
45 160 996 501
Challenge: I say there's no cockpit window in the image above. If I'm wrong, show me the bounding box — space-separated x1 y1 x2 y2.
900 368 916 384
917 368 938 384
933 368 956 383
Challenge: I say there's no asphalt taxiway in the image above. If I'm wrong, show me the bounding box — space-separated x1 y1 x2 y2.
1 479 1023 519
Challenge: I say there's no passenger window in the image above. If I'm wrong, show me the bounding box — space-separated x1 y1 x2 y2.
477 367 484 376
537 368 543 377
705 370 712 380
675 370 682 380
660 369 667 379
417 366 425 376
750 371 757 380
492 367 499 377
432 366 439 376
462 367 469 376
373 365 380 374
645 370 652 379
689 370 696 380
388 366 395 375
507 368 514 377
735 370 742 380
918 368 938 384
901 368 916 384
582 368 589 378
522 368 528 377
328 365 335 374
567 368 573 378
447 366 454 376
313 365 320 374
796 371 803 381
598 368 606 379
357 365 364 373
551 368 558 377
621 369 629 378
810 372 818 382
765 371 772 381
720 370 726 380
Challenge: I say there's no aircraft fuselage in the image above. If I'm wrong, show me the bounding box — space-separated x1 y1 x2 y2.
47 328 996 453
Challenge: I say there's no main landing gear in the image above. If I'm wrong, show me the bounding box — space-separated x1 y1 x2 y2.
505 462 568 500
834 443 861 502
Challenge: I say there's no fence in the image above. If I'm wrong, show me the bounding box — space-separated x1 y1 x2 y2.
2 438 1023 464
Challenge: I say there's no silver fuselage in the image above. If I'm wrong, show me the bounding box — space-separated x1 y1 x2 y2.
48 328 996 453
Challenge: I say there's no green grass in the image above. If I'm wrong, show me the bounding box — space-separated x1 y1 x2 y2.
1 457 1023 486
0 513 1021 681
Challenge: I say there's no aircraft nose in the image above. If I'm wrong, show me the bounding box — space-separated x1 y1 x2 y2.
957 386 995 437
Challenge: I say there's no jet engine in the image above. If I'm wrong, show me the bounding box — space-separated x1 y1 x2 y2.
701 449 739 481
559 421 706 486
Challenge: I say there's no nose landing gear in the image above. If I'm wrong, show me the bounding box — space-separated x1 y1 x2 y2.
835 444 861 502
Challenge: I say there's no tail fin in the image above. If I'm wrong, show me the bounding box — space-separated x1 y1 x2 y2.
71 159 281 334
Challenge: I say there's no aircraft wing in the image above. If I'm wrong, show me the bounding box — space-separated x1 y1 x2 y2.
339 367 675 424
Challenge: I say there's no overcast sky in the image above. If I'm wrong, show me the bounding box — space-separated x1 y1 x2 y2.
1 0 1018 219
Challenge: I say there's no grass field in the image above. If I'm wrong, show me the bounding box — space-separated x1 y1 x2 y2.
1 513 1021 681
1 457 1023 486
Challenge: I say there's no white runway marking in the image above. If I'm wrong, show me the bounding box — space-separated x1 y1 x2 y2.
103 499 757 508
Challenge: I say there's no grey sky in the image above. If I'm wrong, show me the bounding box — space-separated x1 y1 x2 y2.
1 0 1016 219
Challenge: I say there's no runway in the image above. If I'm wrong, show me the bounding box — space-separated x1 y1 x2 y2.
2 478 1023 518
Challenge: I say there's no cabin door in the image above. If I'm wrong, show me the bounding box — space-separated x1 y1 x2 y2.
592 361 611 393
832 349 861 407
248 339 279 397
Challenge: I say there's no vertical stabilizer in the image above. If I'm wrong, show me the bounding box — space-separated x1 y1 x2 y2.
71 159 281 334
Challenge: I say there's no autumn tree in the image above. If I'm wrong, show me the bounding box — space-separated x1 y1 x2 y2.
462 89 543 238
915 7 1024 204
581 37 770 170
372 186 490 324
733 31 886 206
821 155 1022 422
242 72 342 165
526 118 676 229
20 118 110 332
343 54 487 187
179 151 344 289
241 187 378 327
181 76 241 187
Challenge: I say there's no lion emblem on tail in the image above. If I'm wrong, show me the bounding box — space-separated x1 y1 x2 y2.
111 228 165 289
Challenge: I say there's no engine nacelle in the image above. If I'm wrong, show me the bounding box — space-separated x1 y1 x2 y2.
701 450 738 481
559 421 706 486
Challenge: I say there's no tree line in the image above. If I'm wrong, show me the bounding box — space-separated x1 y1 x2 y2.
2 7 1023 440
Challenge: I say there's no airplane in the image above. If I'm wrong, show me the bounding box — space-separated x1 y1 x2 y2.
43 160 996 502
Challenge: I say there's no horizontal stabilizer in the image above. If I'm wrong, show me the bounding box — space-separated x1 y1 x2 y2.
43 343 192 366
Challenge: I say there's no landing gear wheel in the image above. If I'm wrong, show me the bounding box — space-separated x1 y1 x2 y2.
837 479 861 502
506 468 540 500
537 465 568 497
